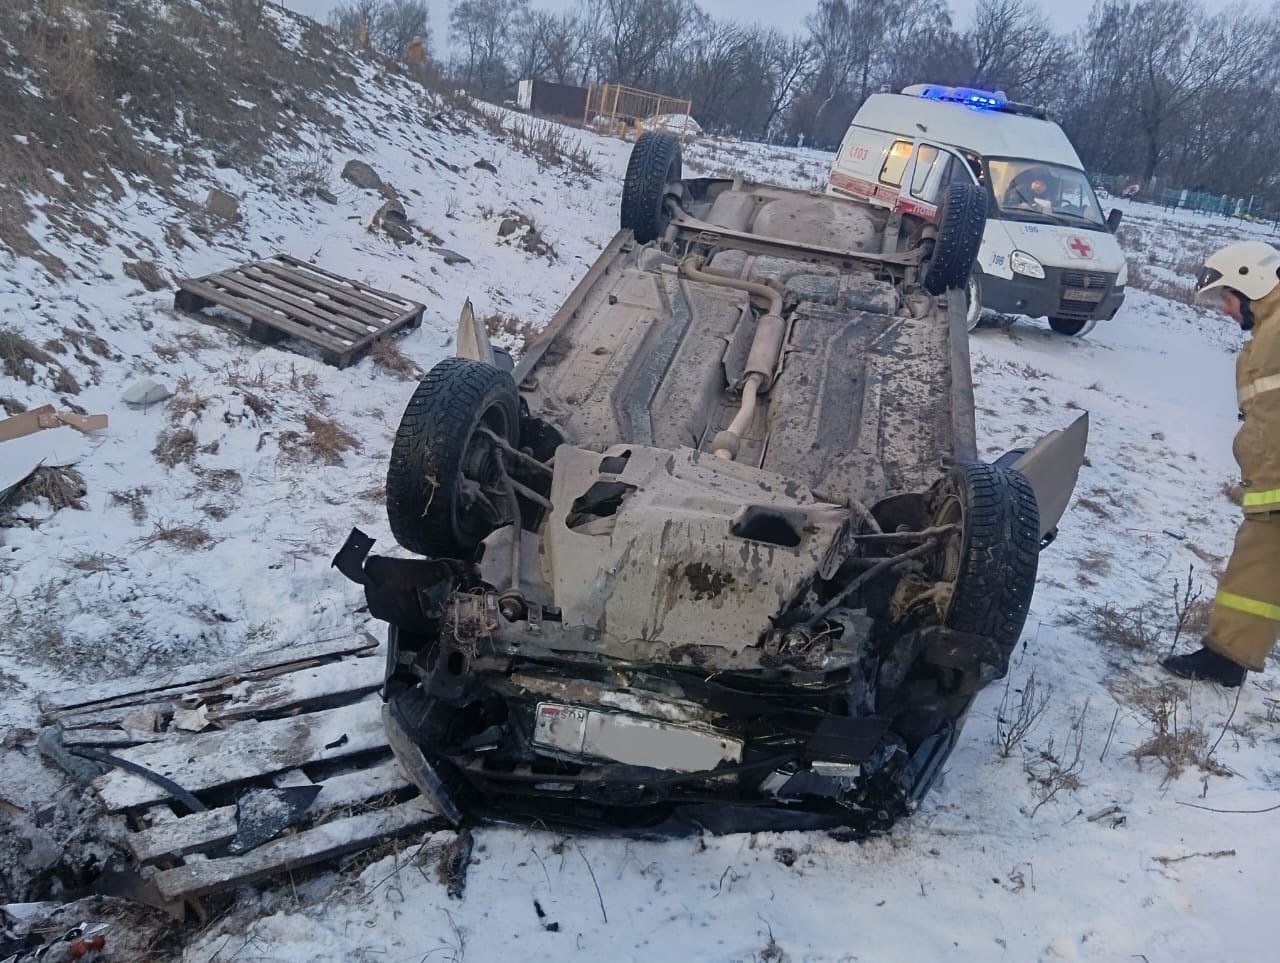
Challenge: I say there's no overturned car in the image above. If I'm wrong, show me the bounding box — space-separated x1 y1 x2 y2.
336 133 1087 835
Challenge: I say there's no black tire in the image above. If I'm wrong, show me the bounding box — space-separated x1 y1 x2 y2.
386 358 520 558
621 132 682 243
923 183 987 296
1048 316 1098 337
931 462 1039 655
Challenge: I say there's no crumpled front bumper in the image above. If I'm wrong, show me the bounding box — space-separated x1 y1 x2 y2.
335 527 1000 836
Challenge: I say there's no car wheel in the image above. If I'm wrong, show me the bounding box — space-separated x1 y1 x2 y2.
931 462 1040 658
386 357 520 558
923 183 987 296
621 132 682 244
1048 316 1098 337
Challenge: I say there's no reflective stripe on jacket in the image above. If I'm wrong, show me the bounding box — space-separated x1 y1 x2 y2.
1235 286 1280 514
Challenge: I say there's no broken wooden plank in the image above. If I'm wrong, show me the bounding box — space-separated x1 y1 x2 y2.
129 808 239 864
93 699 386 811
61 727 170 748
41 636 376 715
150 798 439 900
127 756 412 865
210 655 384 724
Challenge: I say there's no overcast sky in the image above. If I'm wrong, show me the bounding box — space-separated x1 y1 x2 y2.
280 0 1101 53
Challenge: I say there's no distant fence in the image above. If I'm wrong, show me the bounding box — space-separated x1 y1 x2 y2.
583 83 694 139
1092 173 1280 229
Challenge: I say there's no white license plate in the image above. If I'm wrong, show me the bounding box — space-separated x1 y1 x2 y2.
533 702 742 772
1062 288 1105 302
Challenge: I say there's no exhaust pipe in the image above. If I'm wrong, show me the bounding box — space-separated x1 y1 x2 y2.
679 258 786 459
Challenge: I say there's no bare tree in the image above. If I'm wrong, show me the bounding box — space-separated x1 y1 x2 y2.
756 31 813 139
963 0 1072 103
598 0 687 88
329 0 429 59
378 0 430 60
450 0 528 97
1075 0 1258 182
510 8 591 86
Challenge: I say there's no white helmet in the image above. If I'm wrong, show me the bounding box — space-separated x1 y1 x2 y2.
1196 240 1280 302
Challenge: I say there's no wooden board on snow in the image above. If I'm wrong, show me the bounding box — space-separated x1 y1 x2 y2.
93 699 388 811
40 638 443 904
40 635 377 716
173 254 424 368
127 757 411 865
151 798 439 901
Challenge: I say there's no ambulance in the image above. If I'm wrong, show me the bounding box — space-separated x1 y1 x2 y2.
827 84 1126 336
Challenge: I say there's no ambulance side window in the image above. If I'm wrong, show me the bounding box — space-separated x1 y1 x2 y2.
910 146 941 197
878 140 913 187
910 149 959 205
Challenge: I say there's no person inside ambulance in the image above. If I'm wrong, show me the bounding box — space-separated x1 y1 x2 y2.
1004 167 1056 213
1163 241 1280 687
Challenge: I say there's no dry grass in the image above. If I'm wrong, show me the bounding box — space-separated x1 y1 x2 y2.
168 376 213 424
67 551 122 573
1073 497 1112 518
153 427 198 468
123 259 168 291
479 109 599 179
109 486 151 523
484 311 540 354
279 412 360 465
136 521 218 551
995 667 1052 758
197 467 243 493
283 147 332 197
1024 700 1088 817
1063 600 1162 651
241 390 274 420
370 338 422 380
0 325 79 393
1128 682 1230 785
0 465 86 524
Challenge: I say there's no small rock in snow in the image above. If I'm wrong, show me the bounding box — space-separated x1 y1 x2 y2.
430 248 470 266
204 188 240 222
341 159 385 193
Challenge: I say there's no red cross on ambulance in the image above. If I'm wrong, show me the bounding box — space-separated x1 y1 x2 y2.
1067 236 1094 259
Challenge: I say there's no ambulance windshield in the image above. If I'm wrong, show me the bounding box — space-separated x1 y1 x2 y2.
988 159 1106 228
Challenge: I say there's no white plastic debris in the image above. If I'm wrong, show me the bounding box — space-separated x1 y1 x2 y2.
122 377 173 408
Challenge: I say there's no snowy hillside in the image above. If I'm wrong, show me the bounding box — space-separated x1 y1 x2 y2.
3 4 1279 960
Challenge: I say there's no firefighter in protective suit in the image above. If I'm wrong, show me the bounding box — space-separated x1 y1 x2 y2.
1163 240 1280 687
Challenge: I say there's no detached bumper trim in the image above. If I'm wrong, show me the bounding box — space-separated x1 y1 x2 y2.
382 701 463 825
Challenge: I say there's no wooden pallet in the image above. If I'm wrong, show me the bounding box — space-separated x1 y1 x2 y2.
39 636 444 903
174 254 425 368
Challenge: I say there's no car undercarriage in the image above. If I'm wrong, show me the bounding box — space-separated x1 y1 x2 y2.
335 132 1086 836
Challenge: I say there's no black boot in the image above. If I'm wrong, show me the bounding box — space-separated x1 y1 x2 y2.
1161 646 1247 688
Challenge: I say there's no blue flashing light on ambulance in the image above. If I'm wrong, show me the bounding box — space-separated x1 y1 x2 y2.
827 84 1127 337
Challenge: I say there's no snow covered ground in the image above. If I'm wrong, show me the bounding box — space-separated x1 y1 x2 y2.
4 11 1280 958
